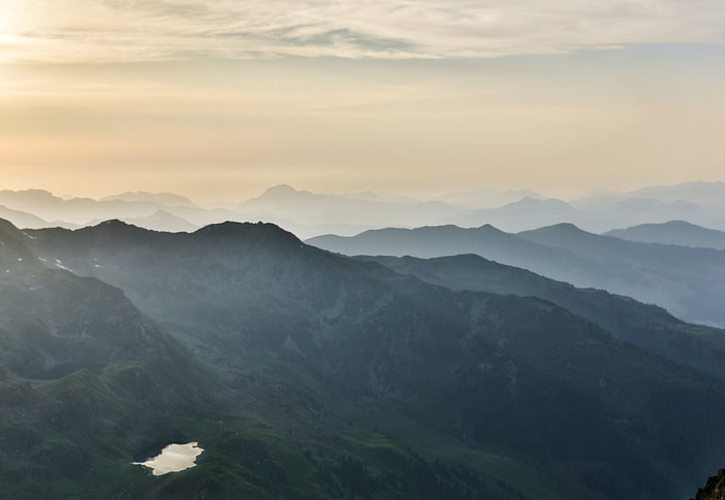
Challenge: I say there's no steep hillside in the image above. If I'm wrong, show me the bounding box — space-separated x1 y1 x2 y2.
23 220 725 499
0 219 217 498
520 223 725 325
309 223 725 326
362 254 725 379
2 218 513 499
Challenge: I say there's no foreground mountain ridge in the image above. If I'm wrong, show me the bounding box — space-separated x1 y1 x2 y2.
0 218 223 498
4 218 545 499
14 218 725 499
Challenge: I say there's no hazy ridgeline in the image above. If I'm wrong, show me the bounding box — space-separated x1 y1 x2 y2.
309 222 725 327
4 181 725 238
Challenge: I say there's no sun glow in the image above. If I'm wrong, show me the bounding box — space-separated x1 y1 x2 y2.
0 0 31 36
0 1 29 62
0 3 17 32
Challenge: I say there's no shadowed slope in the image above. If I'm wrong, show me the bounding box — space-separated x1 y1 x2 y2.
21 219 725 499
362 253 725 380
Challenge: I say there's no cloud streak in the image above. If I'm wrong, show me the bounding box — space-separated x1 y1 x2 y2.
2 0 725 62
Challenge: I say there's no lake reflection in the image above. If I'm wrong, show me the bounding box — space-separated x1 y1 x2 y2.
133 442 203 476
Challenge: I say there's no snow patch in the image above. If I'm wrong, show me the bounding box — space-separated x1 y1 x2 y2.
54 258 72 272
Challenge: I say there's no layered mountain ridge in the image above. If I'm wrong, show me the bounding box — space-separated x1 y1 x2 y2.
309 222 725 326
12 218 725 499
606 221 725 250
3 181 725 238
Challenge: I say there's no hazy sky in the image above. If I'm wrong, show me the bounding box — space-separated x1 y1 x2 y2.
0 0 724 202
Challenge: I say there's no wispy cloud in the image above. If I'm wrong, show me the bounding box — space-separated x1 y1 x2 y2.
1 0 725 62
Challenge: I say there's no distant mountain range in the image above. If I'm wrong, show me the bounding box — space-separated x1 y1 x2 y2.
96 210 199 233
238 184 465 236
2 181 725 237
0 204 55 229
240 182 725 235
100 191 197 208
3 217 724 498
606 221 725 249
309 222 725 327
435 187 543 208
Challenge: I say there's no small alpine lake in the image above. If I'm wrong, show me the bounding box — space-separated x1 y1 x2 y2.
133 442 204 476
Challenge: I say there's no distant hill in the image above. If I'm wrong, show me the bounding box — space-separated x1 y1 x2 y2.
363 253 725 379
606 221 725 249
625 181 725 205
517 224 725 326
436 187 541 209
122 210 198 233
0 204 52 229
0 189 173 225
571 181 725 231
102 191 197 208
239 184 464 237
309 223 725 326
454 197 580 231
0 189 239 232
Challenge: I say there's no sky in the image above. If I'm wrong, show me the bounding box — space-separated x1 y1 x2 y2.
0 0 724 202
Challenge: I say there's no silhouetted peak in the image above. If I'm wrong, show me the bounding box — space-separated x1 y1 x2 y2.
98 219 133 229
419 224 461 231
521 222 587 238
0 188 56 200
148 209 178 218
476 223 506 234
431 253 496 266
265 184 298 194
258 184 312 199
101 191 197 207
242 184 316 207
506 196 573 209
81 219 148 237
662 220 700 228
549 222 582 231
195 221 302 245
